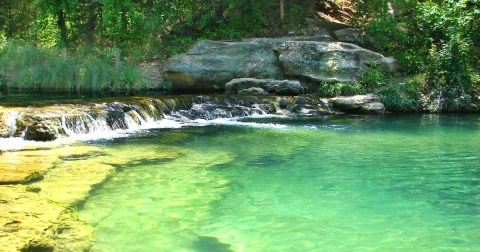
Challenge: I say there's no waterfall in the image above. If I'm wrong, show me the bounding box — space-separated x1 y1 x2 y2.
0 95 332 144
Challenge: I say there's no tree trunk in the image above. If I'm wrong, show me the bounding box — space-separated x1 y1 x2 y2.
85 2 98 46
121 5 128 33
56 9 68 48
146 0 154 14
280 0 285 23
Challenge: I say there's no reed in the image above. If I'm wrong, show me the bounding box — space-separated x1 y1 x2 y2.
0 42 144 93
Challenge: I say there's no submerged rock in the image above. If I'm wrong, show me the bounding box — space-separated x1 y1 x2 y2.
330 94 385 114
225 78 306 95
0 185 94 252
0 145 101 184
275 41 397 83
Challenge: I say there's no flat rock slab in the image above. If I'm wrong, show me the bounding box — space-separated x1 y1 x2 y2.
0 145 101 184
225 78 306 95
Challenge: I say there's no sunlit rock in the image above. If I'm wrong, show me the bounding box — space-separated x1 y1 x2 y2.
0 145 101 184
330 94 385 114
275 41 397 83
0 185 93 251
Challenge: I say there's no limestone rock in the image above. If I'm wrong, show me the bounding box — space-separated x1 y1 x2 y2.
238 87 269 95
307 13 350 31
0 107 7 138
334 28 364 43
226 78 305 95
0 145 101 184
276 41 397 83
0 185 95 252
24 119 60 141
165 34 332 91
330 94 385 114
0 185 65 251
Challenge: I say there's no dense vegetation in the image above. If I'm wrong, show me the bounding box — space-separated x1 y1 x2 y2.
0 0 479 112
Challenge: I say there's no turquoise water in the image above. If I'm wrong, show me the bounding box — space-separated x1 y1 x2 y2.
79 115 480 251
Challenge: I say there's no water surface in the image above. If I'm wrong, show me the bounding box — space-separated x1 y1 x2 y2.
79 115 480 251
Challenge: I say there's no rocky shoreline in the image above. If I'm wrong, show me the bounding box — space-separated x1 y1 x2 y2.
164 29 396 93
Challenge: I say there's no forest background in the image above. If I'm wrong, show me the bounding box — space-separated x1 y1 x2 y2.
0 0 479 112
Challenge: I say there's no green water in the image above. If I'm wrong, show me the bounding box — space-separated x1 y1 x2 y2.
79 115 480 251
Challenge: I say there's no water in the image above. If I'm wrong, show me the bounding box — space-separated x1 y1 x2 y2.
78 115 480 251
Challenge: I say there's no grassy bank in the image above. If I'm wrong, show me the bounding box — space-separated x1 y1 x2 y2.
0 43 171 94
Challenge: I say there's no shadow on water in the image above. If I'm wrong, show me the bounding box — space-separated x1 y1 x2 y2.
191 236 233 252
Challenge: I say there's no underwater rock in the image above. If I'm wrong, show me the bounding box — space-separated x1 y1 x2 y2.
0 145 102 184
226 78 305 95
0 185 72 251
330 94 385 114
275 41 397 83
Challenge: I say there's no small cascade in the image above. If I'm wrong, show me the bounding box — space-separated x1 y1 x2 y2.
0 95 333 143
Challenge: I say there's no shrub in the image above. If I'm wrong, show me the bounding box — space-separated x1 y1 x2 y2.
360 62 390 92
379 84 421 113
317 81 365 97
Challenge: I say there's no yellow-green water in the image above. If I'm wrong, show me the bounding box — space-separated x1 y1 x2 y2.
79 115 480 251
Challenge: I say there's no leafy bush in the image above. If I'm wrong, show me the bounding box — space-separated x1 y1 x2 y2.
317 81 365 97
360 62 390 92
352 0 480 112
379 84 421 113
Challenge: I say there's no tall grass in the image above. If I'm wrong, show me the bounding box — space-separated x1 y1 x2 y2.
0 42 145 93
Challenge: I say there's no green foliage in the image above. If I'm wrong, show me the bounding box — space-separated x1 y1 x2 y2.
360 62 390 91
317 81 365 98
352 0 480 112
379 84 422 113
0 42 145 93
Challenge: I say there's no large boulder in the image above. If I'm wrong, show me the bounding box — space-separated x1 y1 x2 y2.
165 33 332 91
275 41 397 83
225 78 305 95
330 94 385 114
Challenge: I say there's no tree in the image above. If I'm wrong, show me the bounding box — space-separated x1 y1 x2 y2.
35 0 77 48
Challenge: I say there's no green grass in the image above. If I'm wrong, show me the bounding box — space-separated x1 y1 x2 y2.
0 43 150 94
